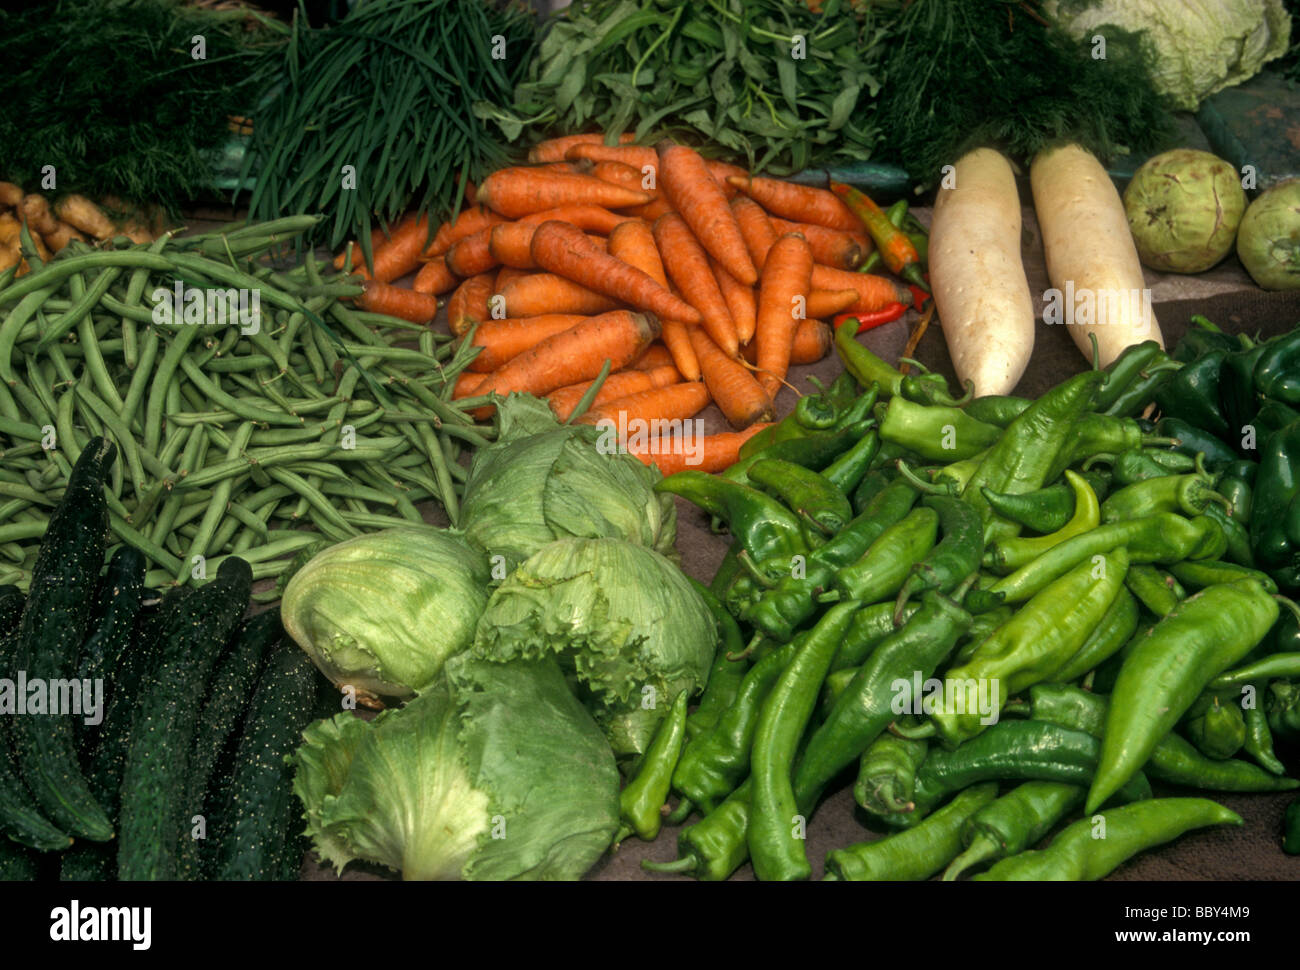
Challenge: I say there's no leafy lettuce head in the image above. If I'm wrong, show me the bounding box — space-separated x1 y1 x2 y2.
459 394 677 573
471 537 716 758
292 655 620 881
281 527 490 707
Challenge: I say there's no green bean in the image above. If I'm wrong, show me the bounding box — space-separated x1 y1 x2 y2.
0 441 47 461
178 355 304 427
110 512 184 575
99 292 158 324
150 424 209 546
54 386 84 467
0 250 175 306
157 425 192 472
178 422 255 583
280 461 352 481
73 381 150 494
0 285 58 385
36 266 124 352
0 500 31 525
0 414 43 441
205 353 276 373
120 325 161 434
0 520 48 544
145 324 199 452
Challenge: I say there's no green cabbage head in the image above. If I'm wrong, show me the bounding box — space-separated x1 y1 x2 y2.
1047 0 1291 111
459 394 676 573
281 527 490 707
472 537 716 758
292 655 620 880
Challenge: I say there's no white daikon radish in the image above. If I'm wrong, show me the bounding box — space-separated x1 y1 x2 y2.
930 148 1034 396
1030 143 1162 366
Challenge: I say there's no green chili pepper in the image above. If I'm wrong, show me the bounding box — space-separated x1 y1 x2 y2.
793 589 972 811
643 778 752 881
1096 340 1166 412
1100 472 1229 522
743 478 918 642
1170 559 1277 595
832 600 920 673
878 397 1001 461
1104 358 1180 419
1215 472 1253 525
1068 413 1173 468
1181 693 1246 761
943 781 1085 881
1252 328 1300 406
1099 448 1193 487
794 394 838 430
1153 350 1229 439
824 783 997 881
615 690 689 843
963 395 1030 428
723 422 868 488
1210 652 1300 689
973 798 1242 881
980 471 1110 536
748 458 853 541
852 733 929 815
952 604 1016 665
821 430 880 497
1240 698 1286 776
750 600 861 881
892 495 984 622
1248 401 1300 450
835 319 962 406
1221 338 1270 440
984 471 1100 573
933 550 1128 748
1175 316 1238 361
827 506 939 605
684 580 748 740
850 467 894 514
1269 680 1300 743
1028 681 1298 792
1088 580 1280 812
1250 418 1300 589
1154 417 1239 469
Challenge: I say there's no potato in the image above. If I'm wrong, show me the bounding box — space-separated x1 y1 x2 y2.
54 193 116 240
1030 143 1162 366
930 148 1034 396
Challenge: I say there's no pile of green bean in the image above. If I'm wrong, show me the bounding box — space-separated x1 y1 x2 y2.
0 216 491 593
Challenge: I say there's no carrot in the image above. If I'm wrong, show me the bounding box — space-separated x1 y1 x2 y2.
807 288 860 318
744 318 833 366
809 266 910 312
494 265 530 291
499 273 619 317
658 143 756 285
477 169 651 219
424 206 505 258
467 314 589 373
445 227 499 277
769 217 869 270
413 257 458 295
366 213 435 283
688 325 773 429
726 175 861 232
659 321 701 382
709 255 757 346
489 222 540 269
518 204 629 233
651 212 736 355
334 226 387 272
755 233 814 398
621 197 675 221
631 342 677 371
528 133 635 163
591 160 660 199
453 371 487 400
545 365 681 422
628 422 772 476
472 310 660 417
448 273 496 336
567 143 659 172
357 280 439 324
575 381 712 428
730 195 778 274
706 160 748 198
530 220 701 324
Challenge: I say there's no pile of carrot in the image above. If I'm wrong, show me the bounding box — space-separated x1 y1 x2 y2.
333 135 911 474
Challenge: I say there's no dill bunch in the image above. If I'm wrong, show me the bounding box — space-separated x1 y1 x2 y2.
0 0 273 213
871 0 1176 186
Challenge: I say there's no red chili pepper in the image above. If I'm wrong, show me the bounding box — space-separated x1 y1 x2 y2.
829 181 930 294
909 281 931 311
833 302 907 332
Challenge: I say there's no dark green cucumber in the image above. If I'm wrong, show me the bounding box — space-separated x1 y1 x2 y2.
0 586 23 633
75 547 146 755
0 838 41 881
211 640 319 881
0 625 72 851
117 557 253 881
178 609 279 880
10 437 116 841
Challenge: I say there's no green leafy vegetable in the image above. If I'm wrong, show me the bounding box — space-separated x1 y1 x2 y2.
293 655 620 881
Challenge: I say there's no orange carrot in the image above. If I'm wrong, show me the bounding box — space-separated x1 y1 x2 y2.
567 143 659 172
591 160 660 200
809 266 910 312
755 233 814 398
489 222 541 269
467 314 588 372
499 273 619 317
545 365 681 422
477 169 651 219
621 197 675 221
688 326 773 429
807 288 860 318
472 310 660 417
709 254 757 346
706 160 748 198
530 220 701 324
445 227 499 277
575 381 712 427
448 273 495 336
769 216 869 270
631 342 677 371
357 280 439 324
413 257 457 295
528 133 635 163
726 175 861 232
453 371 487 400
731 195 778 274
745 318 833 366
424 206 505 258
333 226 387 272
658 143 756 285
517 204 629 233
607 221 703 383
628 423 772 475
651 212 736 356
494 265 530 291
366 213 434 283
660 321 701 383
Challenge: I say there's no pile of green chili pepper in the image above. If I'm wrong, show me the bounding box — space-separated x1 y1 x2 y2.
617 315 1300 880
0 217 490 593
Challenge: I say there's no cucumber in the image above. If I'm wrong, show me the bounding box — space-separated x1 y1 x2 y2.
211 640 320 881
0 585 23 633
178 609 278 880
0 838 41 881
75 546 146 754
0 625 71 850
10 437 116 841
117 557 252 881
